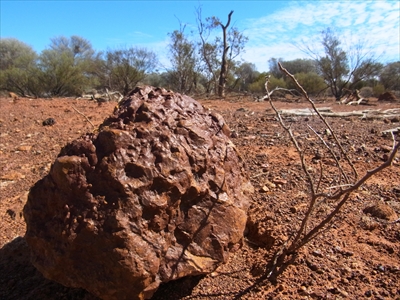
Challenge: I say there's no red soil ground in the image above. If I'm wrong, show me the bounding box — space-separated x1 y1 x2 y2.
0 93 399 299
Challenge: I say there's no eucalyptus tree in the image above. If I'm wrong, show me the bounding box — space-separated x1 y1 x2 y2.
38 36 97 96
233 62 258 92
379 61 400 91
49 35 95 61
303 28 382 100
167 24 199 94
268 58 283 79
38 49 84 96
103 47 158 95
269 58 317 79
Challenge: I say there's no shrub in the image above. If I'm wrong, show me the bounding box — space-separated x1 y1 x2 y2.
286 72 327 95
359 86 373 98
249 75 286 94
372 84 385 97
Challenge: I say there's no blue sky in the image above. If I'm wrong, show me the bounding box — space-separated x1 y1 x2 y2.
1 1 399 72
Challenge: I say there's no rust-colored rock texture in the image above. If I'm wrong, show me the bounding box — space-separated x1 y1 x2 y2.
23 86 254 300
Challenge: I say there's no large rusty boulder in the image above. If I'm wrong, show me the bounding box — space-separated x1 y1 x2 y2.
23 86 254 300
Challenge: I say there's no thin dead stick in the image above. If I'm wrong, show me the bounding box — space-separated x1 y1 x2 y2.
296 139 398 250
251 172 269 179
266 79 318 248
264 68 400 278
326 184 353 189
315 160 323 194
308 124 348 188
72 105 95 128
278 62 358 182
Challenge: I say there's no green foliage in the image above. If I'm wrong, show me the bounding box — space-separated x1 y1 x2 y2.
141 72 167 88
285 59 318 75
310 28 382 100
49 35 95 61
232 62 259 92
286 72 327 95
167 26 199 94
268 76 287 90
380 61 400 91
248 73 286 94
103 47 158 95
316 29 349 100
373 84 385 96
268 58 282 79
0 38 40 96
270 58 318 80
7 23 396 100
0 65 42 96
38 49 83 96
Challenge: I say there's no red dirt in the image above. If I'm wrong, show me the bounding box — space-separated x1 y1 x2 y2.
0 94 399 299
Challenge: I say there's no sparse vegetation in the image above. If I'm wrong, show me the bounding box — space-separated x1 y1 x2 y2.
1 16 399 101
264 62 400 280
299 28 384 101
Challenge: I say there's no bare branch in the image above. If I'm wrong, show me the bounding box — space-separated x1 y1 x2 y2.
72 105 95 129
264 63 400 280
278 62 358 181
307 125 348 188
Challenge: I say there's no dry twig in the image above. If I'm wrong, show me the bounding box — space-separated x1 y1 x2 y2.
264 62 400 280
72 105 95 129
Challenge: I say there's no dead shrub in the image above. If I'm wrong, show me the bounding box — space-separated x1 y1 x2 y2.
264 62 400 281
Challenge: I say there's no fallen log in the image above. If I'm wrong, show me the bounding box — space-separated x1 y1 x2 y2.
381 127 400 136
76 90 123 103
268 107 400 120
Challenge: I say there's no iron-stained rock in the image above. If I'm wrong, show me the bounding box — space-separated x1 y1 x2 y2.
24 86 253 300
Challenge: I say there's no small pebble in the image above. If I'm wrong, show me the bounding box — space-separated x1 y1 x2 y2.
312 250 323 257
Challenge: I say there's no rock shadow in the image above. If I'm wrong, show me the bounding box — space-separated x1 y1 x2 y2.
0 237 98 300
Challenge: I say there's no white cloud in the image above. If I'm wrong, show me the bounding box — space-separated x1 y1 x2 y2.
241 0 399 71
128 31 154 39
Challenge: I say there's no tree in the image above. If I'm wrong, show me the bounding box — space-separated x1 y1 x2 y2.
314 29 349 100
38 36 98 96
49 35 95 61
0 38 40 96
232 62 258 92
304 28 382 100
269 58 317 79
167 23 199 94
38 49 85 96
103 47 157 95
196 7 247 97
268 58 325 95
141 72 168 88
215 10 233 98
196 7 220 95
380 61 400 91
281 59 318 76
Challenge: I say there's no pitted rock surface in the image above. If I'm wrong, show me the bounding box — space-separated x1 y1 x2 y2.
23 86 254 300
